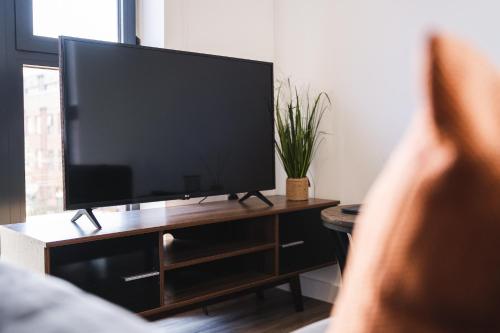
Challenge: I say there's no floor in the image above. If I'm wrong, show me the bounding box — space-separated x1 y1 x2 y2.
154 288 332 333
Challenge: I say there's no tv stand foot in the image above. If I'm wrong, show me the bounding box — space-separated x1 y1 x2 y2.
239 191 273 207
71 208 102 230
228 193 239 200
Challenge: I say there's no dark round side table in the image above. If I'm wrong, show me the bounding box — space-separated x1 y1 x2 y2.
321 205 358 274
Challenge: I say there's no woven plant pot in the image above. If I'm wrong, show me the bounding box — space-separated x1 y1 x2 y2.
286 178 309 201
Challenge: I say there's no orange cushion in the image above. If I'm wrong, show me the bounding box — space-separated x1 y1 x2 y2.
330 35 500 332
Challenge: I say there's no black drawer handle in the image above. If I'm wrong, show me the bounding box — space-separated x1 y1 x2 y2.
122 271 160 282
280 240 305 248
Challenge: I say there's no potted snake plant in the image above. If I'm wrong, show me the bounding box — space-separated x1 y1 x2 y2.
275 81 330 200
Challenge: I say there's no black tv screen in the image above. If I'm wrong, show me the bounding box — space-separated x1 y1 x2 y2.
60 37 274 209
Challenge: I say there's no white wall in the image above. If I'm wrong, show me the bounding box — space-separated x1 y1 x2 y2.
274 0 500 302
164 0 274 62
274 0 500 204
137 0 500 210
139 0 500 303
136 0 165 48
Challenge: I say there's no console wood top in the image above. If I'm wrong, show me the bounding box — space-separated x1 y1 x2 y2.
0 196 339 247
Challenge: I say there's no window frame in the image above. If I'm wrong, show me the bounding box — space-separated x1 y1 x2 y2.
0 0 136 224
15 0 136 53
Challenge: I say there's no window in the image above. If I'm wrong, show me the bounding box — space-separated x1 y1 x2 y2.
47 113 54 133
23 66 63 216
14 0 136 53
32 0 119 42
0 1 136 221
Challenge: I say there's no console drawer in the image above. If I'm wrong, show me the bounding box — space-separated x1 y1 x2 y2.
279 240 308 274
49 233 160 312
279 208 336 274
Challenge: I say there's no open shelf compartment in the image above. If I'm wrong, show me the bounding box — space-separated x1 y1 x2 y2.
164 250 275 306
163 216 276 270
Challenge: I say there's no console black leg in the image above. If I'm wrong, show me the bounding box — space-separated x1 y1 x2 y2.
332 231 350 274
290 275 304 312
71 208 102 229
239 191 273 207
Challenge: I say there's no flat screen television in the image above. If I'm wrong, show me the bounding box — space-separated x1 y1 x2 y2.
59 37 275 219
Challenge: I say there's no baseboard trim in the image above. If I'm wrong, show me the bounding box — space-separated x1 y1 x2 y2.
277 264 341 304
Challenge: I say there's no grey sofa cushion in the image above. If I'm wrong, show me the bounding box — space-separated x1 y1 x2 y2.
0 263 153 333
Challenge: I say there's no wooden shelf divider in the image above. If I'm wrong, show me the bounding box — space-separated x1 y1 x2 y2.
163 240 276 271
164 271 274 306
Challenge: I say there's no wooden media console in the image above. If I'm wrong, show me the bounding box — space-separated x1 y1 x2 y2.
0 196 339 317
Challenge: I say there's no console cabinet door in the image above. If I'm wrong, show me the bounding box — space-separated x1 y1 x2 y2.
49 233 160 312
279 208 336 274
